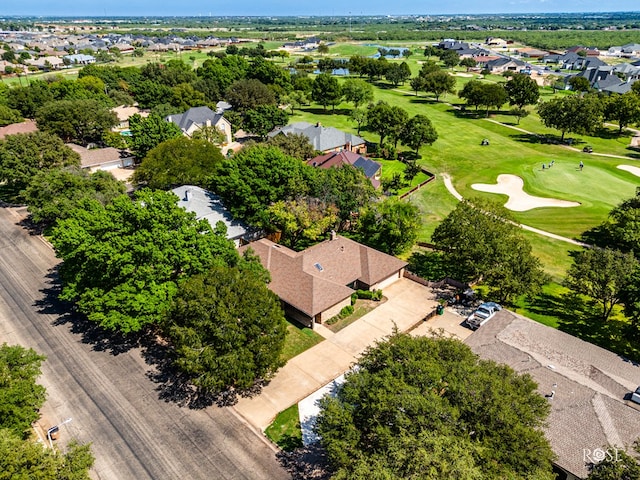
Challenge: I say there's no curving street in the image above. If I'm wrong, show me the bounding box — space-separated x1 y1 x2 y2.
0 206 288 480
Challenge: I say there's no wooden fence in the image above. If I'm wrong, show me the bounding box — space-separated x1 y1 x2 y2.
399 168 436 199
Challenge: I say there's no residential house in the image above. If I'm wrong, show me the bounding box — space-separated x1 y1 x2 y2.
268 121 366 154
466 311 640 480
66 143 134 171
484 57 524 74
63 53 95 65
171 185 252 247
307 150 381 188
239 234 407 328
485 37 507 47
0 120 38 140
516 48 549 58
24 55 64 70
112 105 149 130
621 43 640 57
166 106 232 145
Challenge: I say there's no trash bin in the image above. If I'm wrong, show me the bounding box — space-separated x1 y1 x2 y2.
436 304 444 315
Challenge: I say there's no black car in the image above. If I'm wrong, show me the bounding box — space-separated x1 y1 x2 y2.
583 145 593 153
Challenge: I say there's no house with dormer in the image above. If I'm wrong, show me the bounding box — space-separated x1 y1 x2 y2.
239 234 407 328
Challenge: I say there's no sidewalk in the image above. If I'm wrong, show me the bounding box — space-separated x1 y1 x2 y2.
233 278 439 430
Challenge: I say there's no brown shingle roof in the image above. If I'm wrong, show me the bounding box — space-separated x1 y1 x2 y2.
240 235 407 317
65 143 123 168
0 120 38 140
465 311 640 478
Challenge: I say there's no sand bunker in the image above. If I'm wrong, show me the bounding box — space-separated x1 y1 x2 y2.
471 174 581 212
617 165 640 177
455 72 474 77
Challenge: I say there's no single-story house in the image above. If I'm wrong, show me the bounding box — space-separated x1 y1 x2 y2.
24 55 64 70
484 57 524 74
111 105 149 130
171 185 252 247
66 144 134 171
466 311 640 480
239 234 407 328
62 53 95 65
0 120 38 140
166 106 232 145
516 48 549 58
268 121 366 155
307 150 381 188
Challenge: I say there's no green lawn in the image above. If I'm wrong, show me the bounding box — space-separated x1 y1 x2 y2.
280 320 324 362
264 404 303 451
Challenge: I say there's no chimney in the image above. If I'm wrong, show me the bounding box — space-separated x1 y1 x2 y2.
316 122 321 128
206 119 211 127
346 141 351 152
184 189 192 202
330 230 336 240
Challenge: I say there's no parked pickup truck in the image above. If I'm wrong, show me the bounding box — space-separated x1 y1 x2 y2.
466 302 501 330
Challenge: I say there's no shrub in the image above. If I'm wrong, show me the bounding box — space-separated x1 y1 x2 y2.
351 292 358 306
355 289 383 301
340 305 354 317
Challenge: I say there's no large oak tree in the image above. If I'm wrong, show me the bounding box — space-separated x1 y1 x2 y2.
316 333 555 480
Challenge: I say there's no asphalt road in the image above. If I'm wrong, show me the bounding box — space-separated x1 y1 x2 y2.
0 206 289 480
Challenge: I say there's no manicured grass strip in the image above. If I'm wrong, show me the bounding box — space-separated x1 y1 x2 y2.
264 404 303 451
280 320 324 362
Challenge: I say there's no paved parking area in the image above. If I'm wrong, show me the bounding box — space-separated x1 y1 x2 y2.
411 308 473 341
234 278 439 430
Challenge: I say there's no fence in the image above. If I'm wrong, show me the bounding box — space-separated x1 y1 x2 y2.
403 270 467 291
399 168 436 199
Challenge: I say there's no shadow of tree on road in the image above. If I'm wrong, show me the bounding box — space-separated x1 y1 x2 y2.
37 267 268 409
277 443 331 480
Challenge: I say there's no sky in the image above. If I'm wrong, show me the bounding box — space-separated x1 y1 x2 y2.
1 0 639 17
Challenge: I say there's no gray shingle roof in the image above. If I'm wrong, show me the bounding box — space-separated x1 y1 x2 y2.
465 311 640 478
166 106 223 133
268 121 365 152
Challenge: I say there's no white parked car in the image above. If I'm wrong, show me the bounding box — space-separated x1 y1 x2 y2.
466 302 501 330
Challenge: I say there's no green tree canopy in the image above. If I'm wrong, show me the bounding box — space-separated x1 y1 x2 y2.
35 99 118 145
311 73 343 112
586 441 640 480
129 113 183 160
316 333 555 480
0 344 46 436
133 136 224 190
0 429 94 480
267 199 338 250
432 199 547 302
341 78 374 109
209 145 317 227
167 264 287 394
265 132 316 160
243 104 289 139
538 94 603 141
0 131 80 201
400 114 438 153
604 91 640 133
6 81 54 118
0 105 23 126
313 164 377 231
504 73 540 108
354 197 420 255
50 189 239 333
422 70 456 101
225 78 275 113
564 248 637 321
23 166 125 226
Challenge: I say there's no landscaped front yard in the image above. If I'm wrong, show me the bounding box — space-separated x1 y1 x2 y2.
280 320 324 362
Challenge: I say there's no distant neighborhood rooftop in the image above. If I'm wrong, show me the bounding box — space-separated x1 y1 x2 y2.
466 311 640 479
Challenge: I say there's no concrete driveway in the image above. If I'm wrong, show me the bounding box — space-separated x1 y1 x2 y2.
234 277 440 430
